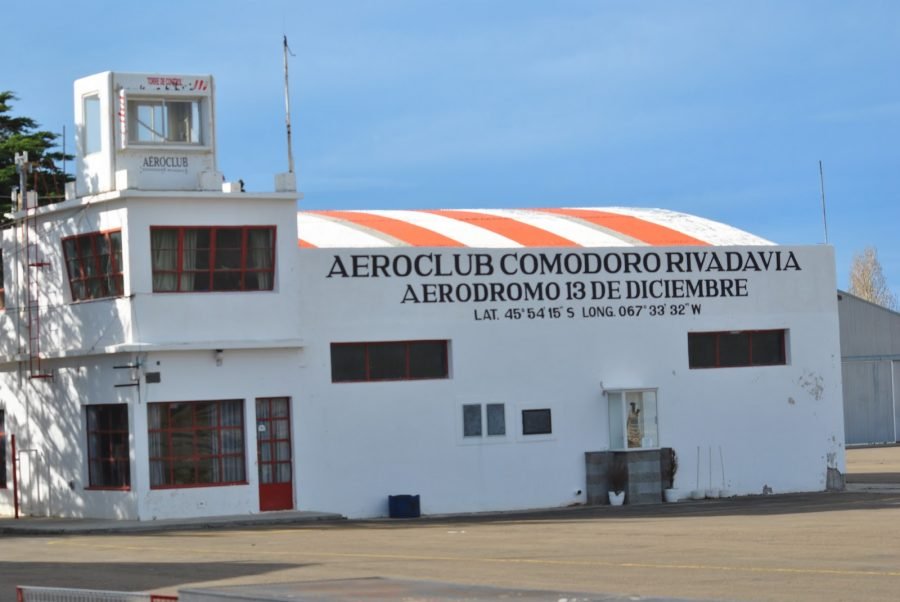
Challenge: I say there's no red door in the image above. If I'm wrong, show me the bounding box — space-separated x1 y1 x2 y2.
256 397 294 511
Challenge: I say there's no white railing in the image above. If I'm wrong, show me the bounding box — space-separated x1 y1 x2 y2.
16 586 177 602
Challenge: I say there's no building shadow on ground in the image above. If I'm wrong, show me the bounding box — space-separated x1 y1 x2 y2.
0 561 309 602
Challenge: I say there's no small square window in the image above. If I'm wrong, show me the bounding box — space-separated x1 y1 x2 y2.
462 404 482 437
522 409 552 436
486 404 506 436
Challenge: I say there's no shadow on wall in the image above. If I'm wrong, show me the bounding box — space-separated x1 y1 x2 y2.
2 213 134 515
6 354 138 519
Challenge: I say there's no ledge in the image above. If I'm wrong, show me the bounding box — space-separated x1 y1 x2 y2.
6 189 301 223
0 339 305 365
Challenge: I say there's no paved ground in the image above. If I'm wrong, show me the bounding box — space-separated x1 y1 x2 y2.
845 444 900 483
2 447 900 602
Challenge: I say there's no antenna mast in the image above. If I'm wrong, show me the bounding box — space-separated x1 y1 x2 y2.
283 35 295 175
819 160 829 244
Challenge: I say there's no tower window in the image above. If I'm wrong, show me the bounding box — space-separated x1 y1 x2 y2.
84 95 101 154
128 99 201 144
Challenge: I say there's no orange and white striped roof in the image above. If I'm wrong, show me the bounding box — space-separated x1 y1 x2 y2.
297 207 773 248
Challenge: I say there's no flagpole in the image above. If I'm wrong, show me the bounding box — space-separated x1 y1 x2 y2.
283 35 295 175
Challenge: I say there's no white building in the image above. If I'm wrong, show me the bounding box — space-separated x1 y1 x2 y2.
0 72 846 521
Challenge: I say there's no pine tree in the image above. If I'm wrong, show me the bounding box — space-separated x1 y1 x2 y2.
849 247 897 310
0 91 72 220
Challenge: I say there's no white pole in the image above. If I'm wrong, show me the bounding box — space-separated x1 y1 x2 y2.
283 35 295 175
696 446 700 491
819 160 829 244
719 445 726 489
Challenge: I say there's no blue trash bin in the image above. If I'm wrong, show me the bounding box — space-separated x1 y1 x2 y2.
388 494 421 518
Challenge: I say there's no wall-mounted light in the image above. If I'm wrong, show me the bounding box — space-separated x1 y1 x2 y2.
215 349 224 367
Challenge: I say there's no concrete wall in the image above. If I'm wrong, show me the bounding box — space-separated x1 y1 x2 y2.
0 347 302 520
295 245 845 518
134 348 302 521
0 354 140 519
0 190 299 361
0 186 301 520
0 218 847 520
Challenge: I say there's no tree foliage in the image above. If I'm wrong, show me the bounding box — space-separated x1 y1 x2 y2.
849 247 897 310
0 91 72 218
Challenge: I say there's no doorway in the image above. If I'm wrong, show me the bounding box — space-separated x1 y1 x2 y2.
256 397 293 511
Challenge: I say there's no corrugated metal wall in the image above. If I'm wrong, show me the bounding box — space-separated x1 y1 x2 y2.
839 292 900 445
842 360 894 444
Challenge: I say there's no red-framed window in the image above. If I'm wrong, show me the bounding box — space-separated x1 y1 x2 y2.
331 340 449 383
148 399 246 488
62 230 124 301
0 249 6 310
86 404 130 490
0 409 6 489
688 329 787 369
150 226 276 292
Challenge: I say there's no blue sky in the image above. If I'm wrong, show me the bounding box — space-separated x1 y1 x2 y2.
5 1 899 299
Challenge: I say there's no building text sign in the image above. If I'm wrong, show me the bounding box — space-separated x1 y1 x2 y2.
324 249 802 321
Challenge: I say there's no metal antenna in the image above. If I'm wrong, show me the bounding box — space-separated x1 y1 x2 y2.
283 35 296 175
819 160 829 244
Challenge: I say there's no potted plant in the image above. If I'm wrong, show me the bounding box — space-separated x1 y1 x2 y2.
663 447 680 503
607 457 627 506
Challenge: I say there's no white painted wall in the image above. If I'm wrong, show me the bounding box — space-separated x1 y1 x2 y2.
0 185 300 520
0 347 302 520
0 242 845 521
124 193 301 347
134 348 302 521
294 245 845 517
0 354 139 519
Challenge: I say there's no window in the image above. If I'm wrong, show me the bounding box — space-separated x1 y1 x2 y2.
62 231 124 301
522 409 552 436
86 405 130 489
608 390 658 450
148 399 245 488
688 330 787 369
331 340 449 382
83 95 101 154
151 226 276 292
128 98 201 144
462 403 506 438
0 409 6 489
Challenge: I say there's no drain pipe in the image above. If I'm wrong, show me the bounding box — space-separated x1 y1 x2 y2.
11 434 18 519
